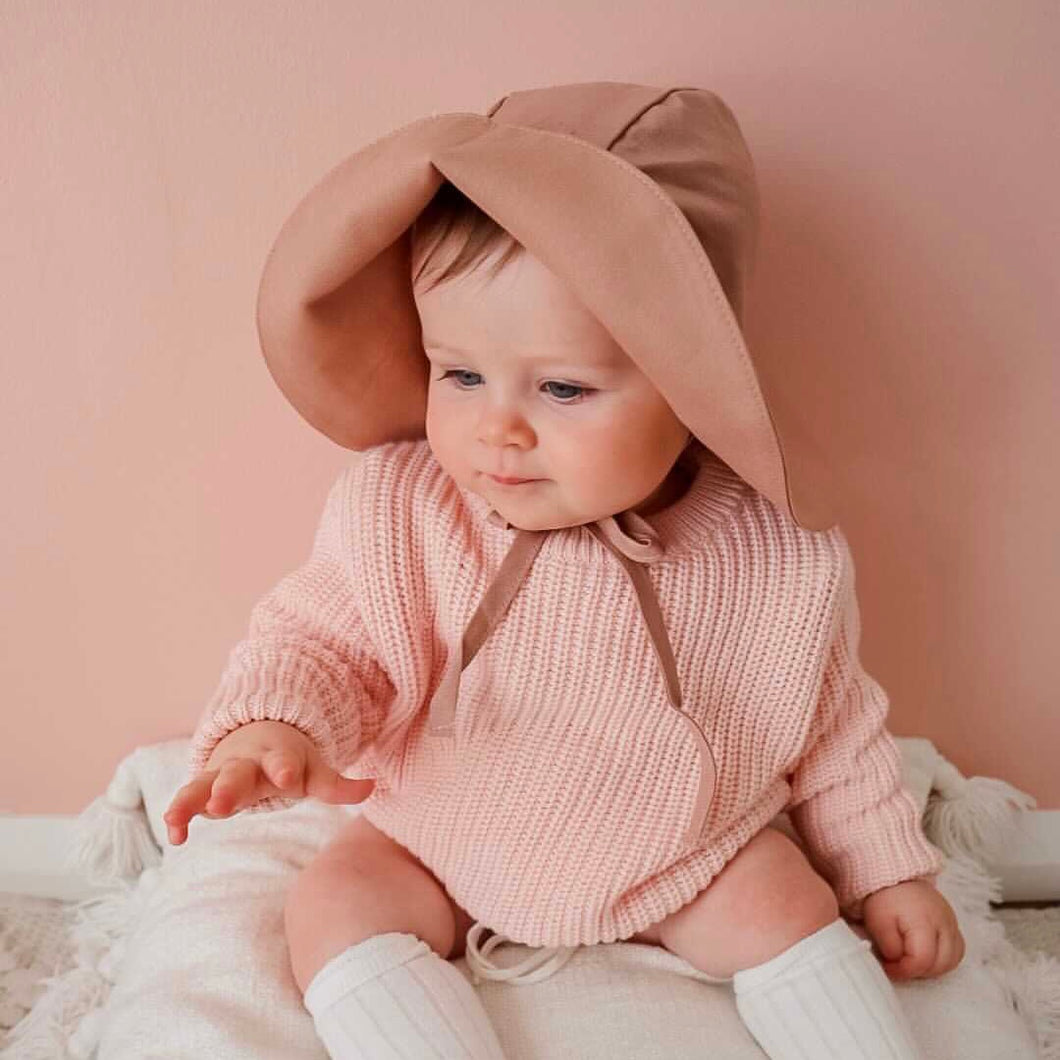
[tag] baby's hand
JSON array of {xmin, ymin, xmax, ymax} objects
[
  {"xmin": 162, "ymin": 719, "xmax": 375, "ymax": 846},
  {"xmin": 862, "ymin": 878, "xmax": 965, "ymax": 980}
]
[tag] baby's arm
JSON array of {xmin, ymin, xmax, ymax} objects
[
  {"xmin": 785, "ymin": 537, "xmax": 944, "ymax": 921},
  {"xmin": 186, "ymin": 463, "xmax": 394, "ymax": 812}
]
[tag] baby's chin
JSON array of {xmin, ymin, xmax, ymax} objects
[
  {"xmin": 484, "ymin": 490, "xmax": 615, "ymax": 533},
  {"xmin": 501, "ymin": 511, "xmax": 579, "ymax": 532},
  {"xmin": 480, "ymin": 496, "xmax": 565, "ymax": 533}
]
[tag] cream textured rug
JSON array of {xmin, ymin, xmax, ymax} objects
[
  {"xmin": 3, "ymin": 891, "xmax": 1058, "ymax": 1047},
  {"xmin": 996, "ymin": 906, "xmax": 1060, "ymax": 962},
  {"xmin": 0, "ymin": 894, "xmax": 77, "ymax": 1043}
]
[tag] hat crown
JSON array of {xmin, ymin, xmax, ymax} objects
[{"xmin": 485, "ymin": 82, "xmax": 760, "ymax": 322}]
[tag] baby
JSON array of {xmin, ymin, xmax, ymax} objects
[{"xmin": 164, "ymin": 83, "xmax": 964, "ymax": 1060}]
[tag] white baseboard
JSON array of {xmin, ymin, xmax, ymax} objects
[
  {"xmin": 2, "ymin": 810, "xmax": 1058, "ymax": 905},
  {"xmin": 0, "ymin": 814, "xmax": 112, "ymax": 901},
  {"xmin": 981, "ymin": 808, "xmax": 1060, "ymax": 903}
]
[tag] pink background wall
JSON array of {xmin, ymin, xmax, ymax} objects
[{"xmin": 3, "ymin": 2, "xmax": 1057, "ymax": 813}]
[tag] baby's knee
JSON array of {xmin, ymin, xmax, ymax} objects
[
  {"xmin": 284, "ymin": 849, "xmax": 457, "ymax": 994},
  {"xmin": 739, "ymin": 828, "xmax": 839, "ymax": 933},
  {"xmin": 659, "ymin": 827, "xmax": 839, "ymax": 977}
]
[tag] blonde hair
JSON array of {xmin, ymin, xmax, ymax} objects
[{"xmin": 410, "ymin": 181, "xmax": 523, "ymax": 294}]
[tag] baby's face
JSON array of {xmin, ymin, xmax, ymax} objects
[{"xmin": 414, "ymin": 247, "xmax": 690, "ymax": 531}]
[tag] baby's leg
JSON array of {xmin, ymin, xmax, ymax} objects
[
  {"xmin": 657, "ymin": 826, "xmax": 923, "ymax": 1059},
  {"xmin": 285, "ymin": 813, "xmax": 505, "ymax": 1059},
  {"xmin": 285, "ymin": 812, "xmax": 477, "ymax": 989},
  {"xmin": 654, "ymin": 825, "xmax": 839, "ymax": 977}
]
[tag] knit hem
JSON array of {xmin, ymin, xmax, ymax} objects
[{"xmin": 360, "ymin": 787, "xmax": 792, "ymax": 950}]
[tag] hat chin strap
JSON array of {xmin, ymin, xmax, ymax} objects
[{"xmin": 425, "ymin": 502, "xmax": 716, "ymax": 852}]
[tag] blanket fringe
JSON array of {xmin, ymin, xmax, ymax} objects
[
  {"xmin": 0, "ymin": 875, "xmax": 156, "ymax": 1059},
  {"xmin": 65, "ymin": 751, "xmax": 161, "ymax": 886},
  {"xmin": 924, "ymin": 753, "xmax": 1037, "ymax": 865}
]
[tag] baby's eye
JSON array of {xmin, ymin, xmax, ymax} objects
[
  {"xmin": 437, "ymin": 371, "xmax": 591, "ymax": 404},
  {"xmin": 542, "ymin": 381, "xmax": 587, "ymax": 402},
  {"xmin": 438, "ymin": 369, "xmax": 482, "ymax": 389}
]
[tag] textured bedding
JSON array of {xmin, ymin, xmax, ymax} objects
[{"xmin": 4, "ymin": 735, "xmax": 1057, "ymax": 1059}]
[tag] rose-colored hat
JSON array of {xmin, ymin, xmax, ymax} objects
[
  {"xmin": 254, "ymin": 82, "xmax": 841, "ymax": 863},
  {"xmin": 256, "ymin": 80, "xmax": 837, "ymax": 533}
]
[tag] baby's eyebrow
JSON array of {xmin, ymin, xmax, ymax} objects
[{"xmin": 423, "ymin": 341, "xmax": 622, "ymax": 368}]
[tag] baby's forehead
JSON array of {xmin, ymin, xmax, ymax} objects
[
  {"xmin": 415, "ymin": 250, "xmax": 630, "ymax": 369},
  {"xmin": 422, "ymin": 337, "xmax": 626, "ymax": 368}
]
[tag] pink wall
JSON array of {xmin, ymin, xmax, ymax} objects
[{"xmin": 3, "ymin": 2, "xmax": 1057, "ymax": 813}]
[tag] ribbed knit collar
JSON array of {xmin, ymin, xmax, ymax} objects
[{"xmin": 456, "ymin": 444, "xmax": 750, "ymax": 565}]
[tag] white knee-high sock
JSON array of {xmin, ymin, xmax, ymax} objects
[
  {"xmin": 303, "ymin": 931, "xmax": 508, "ymax": 1060},
  {"xmin": 732, "ymin": 918, "xmax": 922, "ymax": 1060}
]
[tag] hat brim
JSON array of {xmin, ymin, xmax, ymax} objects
[{"xmin": 256, "ymin": 112, "xmax": 836, "ymax": 530}]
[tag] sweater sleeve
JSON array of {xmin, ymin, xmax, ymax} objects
[
  {"xmin": 186, "ymin": 461, "xmax": 394, "ymax": 810},
  {"xmin": 785, "ymin": 537, "xmax": 944, "ymax": 920}
]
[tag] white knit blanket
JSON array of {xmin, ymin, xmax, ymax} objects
[{"xmin": 4, "ymin": 735, "xmax": 1059, "ymax": 1059}]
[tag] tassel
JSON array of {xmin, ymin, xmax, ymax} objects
[
  {"xmin": 65, "ymin": 751, "xmax": 162, "ymax": 885},
  {"xmin": 937, "ymin": 849, "xmax": 1004, "ymax": 916},
  {"xmin": 923, "ymin": 754, "xmax": 1037, "ymax": 865}
]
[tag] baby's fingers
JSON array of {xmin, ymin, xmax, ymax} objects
[
  {"xmin": 260, "ymin": 750, "xmax": 302, "ymax": 793},
  {"xmin": 883, "ymin": 923, "xmax": 938, "ymax": 980},
  {"xmin": 163, "ymin": 771, "xmax": 219, "ymax": 845},
  {"xmin": 204, "ymin": 758, "xmax": 261, "ymax": 816},
  {"xmin": 928, "ymin": 924, "xmax": 965, "ymax": 977}
]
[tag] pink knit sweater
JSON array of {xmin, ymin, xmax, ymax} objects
[{"xmin": 188, "ymin": 439, "xmax": 943, "ymax": 948}]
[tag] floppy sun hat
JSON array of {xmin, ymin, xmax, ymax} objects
[
  {"xmin": 253, "ymin": 79, "xmax": 841, "ymax": 871},
  {"xmin": 256, "ymin": 79, "xmax": 836, "ymax": 533}
]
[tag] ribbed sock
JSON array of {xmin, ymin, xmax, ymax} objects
[
  {"xmin": 732, "ymin": 918, "xmax": 922, "ymax": 1059},
  {"xmin": 303, "ymin": 931, "xmax": 508, "ymax": 1059}
]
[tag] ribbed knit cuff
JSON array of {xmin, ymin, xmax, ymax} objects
[
  {"xmin": 844, "ymin": 871, "xmax": 941, "ymax": 922},
  {"xmin": 834, "ymin": 807, "xmax": 944, "ymax": 920},
  {"xmin": 794, "ymin": 785, "xmax": 945, "ymax": 921},
  {"xmin": 187, "ymin": 692, "xmax": 355, "ymax": 776}
]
